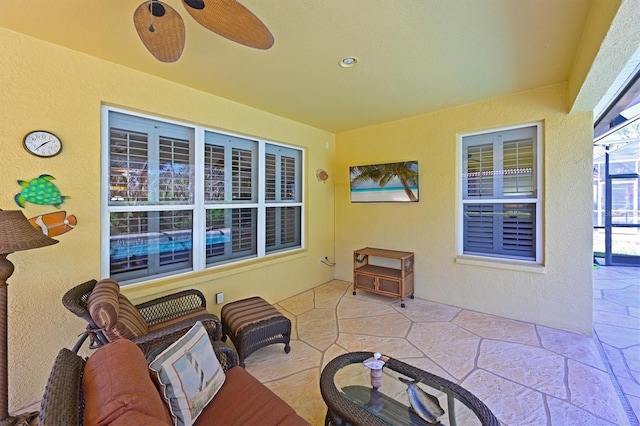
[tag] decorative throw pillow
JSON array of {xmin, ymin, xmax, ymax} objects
[
  {"xmin": 149, "ymin": 321, "xmax": 226, "ymax": 426},
  {"xmin": 87, "ymin": 278, "xmax": 149, "ymax": 341}
]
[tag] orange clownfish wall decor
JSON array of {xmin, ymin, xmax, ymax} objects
[{"xmin": 29, "ymin": 211, "xmax": 77, "ymax": 237}]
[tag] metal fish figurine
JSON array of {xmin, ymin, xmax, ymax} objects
[{"xmin": 398, "ymin": 377, "xmax": 445, "ymax": 424}]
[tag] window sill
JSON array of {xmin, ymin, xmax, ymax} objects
[{"xmin": 455, "ymin": 255, "xmax": 545, "ymax": 274}]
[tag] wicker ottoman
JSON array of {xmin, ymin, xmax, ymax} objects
[{"xmin": 221, "ymin": 297, "xmax": 291, "ymax": 367}]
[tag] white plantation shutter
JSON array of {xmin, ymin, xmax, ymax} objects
[
  {"xmin": 280, "ymin": 206, "xmax": 298, "ymax": 244},
  {"xmin": 502, "ymin": 139, "xmax": 534, "ymax": 197},
  {"xmin": 158, "ymin": 210, "xmax": 192, "ymax": 268},
  {"xmin": 266, "ymin": 153, "xmax": 276, "ymax": 201},
  {"xmin": 204, "ymin": 208, "xmax": 257, "ymax": 263},
  {"xmin": 266, "ymin": 207, "xmax": 301, "ymax": 252},
  {"xmin": 109, "ymin": 129, "xmax": 149, "ymax": 203},
  {"xmin": 205, "ymin": 133, "xmax": 257, "ymax": 203},
  {"xmin": 465, "ymin": 143, "xmax": 494, "ymax": 198},
  {"xmin": 281, "ymin": 155, "xmax": 296, "ymax": 200},
  {"xmin": 232, "ymin": 147, "xmax": 254, "ymax": 201},
  {"xmin": 463, "ymin": 204, "xmax": 495, "ymax": 253},
  {"xmin": 159, "ymin": 137, "xmax": 192, "ymax": 202},
  {"xmin": 204, "ymin": 144, "xmax": 225, "ymax": 202},
  {"xmin": 462, "ymin": 125, "xmax": 539, "ymax": 261},
  {"xmin": 232, "ymin": 208, "xmax": 256, "ymax": 252},
  {"xmin": 109, "ymin": 211, "xmax": 149, "ymax": 275},
  {"xmin": 501, "ymin": 204, "xmax": 535, "ymax": 257}
]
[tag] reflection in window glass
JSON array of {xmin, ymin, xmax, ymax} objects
[
  {"xmin": 110, "ymin": 210, "xmax": 193, "ymax": 282},
  {"xmin": 461, "ymin": 125, "xmax": 540, "ymax": 261},
  {"xmin": 106, "ymin": 111, "xmax": 303, "ymax": 284},
  {"xmin": 205, "ymin": 208, "xmax": 257, "ymax": 264}
]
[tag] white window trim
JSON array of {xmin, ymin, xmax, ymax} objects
[
  {"xmin": 456, "ymin": 122, "xmax": 543, "ymax": 266},
  {"xmin": 100, "ymin": 106, "xmax": 305, "ymax": 284}
]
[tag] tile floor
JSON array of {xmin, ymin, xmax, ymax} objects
[{"xmin": 241, "ymin": 266, "xmax": 639, "ymax": 426}]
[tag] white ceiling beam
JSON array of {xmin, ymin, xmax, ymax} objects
[{"xmin": 568, "ymin": 0, "xmax": 640, "ymax": 114}]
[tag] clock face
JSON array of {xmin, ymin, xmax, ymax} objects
[{"xmin": 23, "ymin": 131, "xmax": 62, "ymax": 158}]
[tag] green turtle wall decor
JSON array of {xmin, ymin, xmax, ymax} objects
[{"xmin": 15, "ymin": 174, "xmax": 70, "ymax": 209}]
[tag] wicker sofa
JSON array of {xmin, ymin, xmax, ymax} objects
[{"xmin": 39, "ymin": 337, "xmax": 309, "ymax": 425}]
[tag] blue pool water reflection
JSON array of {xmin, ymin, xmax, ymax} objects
[{"xmin": 110, "ymin": 229, "xmax": 230, "ymax": 260}]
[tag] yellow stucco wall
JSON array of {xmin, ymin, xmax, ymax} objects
[
  {"xmin": 1, "ymin": 28, "xmax": 335, "ymax": 410},
  {"xmin": 0, "ymin": 24, "xmax": 598, "ymax": 411},
  {"xmin": 335, "ymin": 83, "xmax": 594, "ymax": 336}
]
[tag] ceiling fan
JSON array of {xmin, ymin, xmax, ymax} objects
[{"xmin": 133, "ymin": 0, "xmax": 274, "ymax": 63}]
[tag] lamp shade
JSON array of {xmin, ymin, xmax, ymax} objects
[{"xmin": 0, "ymin": 210, "xmax": 58, "ymax": 255}]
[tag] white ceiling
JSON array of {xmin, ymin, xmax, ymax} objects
[{"xmin": 0, "ymin": 0, "xmax": 598, "ymax": 132}]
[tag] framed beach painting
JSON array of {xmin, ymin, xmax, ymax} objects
[{"xmin": 350, "ymin": 161, "xmax": 419, "ymax": 203}]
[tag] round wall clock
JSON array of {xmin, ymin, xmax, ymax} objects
[{"xmin": 23, "ymin": 130, "xmax": 63, "ymax": 158}]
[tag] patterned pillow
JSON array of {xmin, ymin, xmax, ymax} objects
[
  {"xmin": 149, "ymin": 321, "xmax": 226, "ymax": 426},
  {"xmin": 87, "ymin": 278, "xmax": 148, "ymax": 341}
]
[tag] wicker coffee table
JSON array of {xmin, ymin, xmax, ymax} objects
[{"xmin": 320, "ymin": 352, "xmax": 499, "ymax": 426}]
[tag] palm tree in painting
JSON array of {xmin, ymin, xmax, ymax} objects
[{"xmin": 350, "ymin": 162, "xmax": 418, "ymax": 201}]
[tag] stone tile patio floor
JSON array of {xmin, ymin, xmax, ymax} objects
[{"xmin": 241, "ymin": 266, "xmax": 639, "ymax": 425}]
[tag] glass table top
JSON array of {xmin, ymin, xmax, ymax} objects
[{"xmin": 333, "ymin": 362, "xmax": 483, "ymax": 426}]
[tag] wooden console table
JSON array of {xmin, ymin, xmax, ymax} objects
[{"xmin": 353, "ymin": 247, "xmax": 414, "ymax": 307}]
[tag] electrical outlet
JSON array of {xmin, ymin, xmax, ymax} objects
[{"xmin": 216, "ymin": 292, "xmax": 224, "ymax": 304}]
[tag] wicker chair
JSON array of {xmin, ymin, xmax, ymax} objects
[{"xmin": 62, "ymin": 279, "xmax": 222, "ymax": 356}]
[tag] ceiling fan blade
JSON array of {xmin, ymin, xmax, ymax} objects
[
  {"xmin": 134, "ymin": 1, "xmax": 186, "ymax": 63},
  {"xmin": 182, "ymin": 0, "xmax": 274, "ymax": 50}
]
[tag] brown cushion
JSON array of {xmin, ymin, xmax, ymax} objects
[
  {"xmin": 108, "ymin": 294, "xmax": 148, "ymax": 339},
  {"xmin": 221, "ymin": 297, "xmax": 283, "ymax": 336},
  {"xmin": 109, "ymin": 410, "xmax": 170, "ymax": 425},
  {"xmin": 87, "ymin": 278, "xmax": 148, "ymax": 341},
  {"xmin": 83, "ymin": 339, "xmax": 172, "ymax": 426},
  {"xmin": 195, "ymin": 366, "xmax": 309, "ymax": 426},
  {"xmin": 87, "ymin": 278, "xmax": 120, "ymax": 329}
]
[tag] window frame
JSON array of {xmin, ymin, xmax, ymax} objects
[
  {"xmin": 457, "ymin": 122, "xmax": 543, "ymax": 265},
  {"xmin": 101, "ymin": 106, "xmax": 305, "ymax": 285}
]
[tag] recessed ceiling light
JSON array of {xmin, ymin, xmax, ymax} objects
[{"xmin": 340, "ymin": 56, "xmax": 359, "ymax": 68}]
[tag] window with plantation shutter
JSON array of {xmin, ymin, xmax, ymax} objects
[
  {"xmin": 203, "ymin": 133, "xmax": 258, "ymax": 266},
  {"xmin": 265, "ymin": 144, "xmax": 301, "ymax": 253},
  {"xmin": 461, "ymin": 124, "xmax": 541, "ymax": 262},
  {"xmin": 104, "ymin": 109, "xmax": 304, "ymax": 284},
  {"xmin": 107, "ymin": 112, "xmax": 194, "ymax": 283}
]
